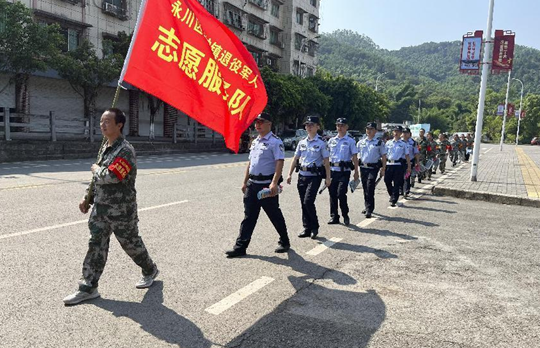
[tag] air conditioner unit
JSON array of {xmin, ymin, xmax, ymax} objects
[
  {"xmin": 266, "ymin": 58, "xmax": 273, "ymax": 65},
  {"xmin": 280, "ymin": 42, "xmax": 285, "ymax": 49}
]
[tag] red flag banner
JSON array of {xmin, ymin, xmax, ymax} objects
[
  {"xmin": 120, "ymin": 0, "xmax": 267, "ymax": 152},
  {"xmin": 492, "ymin": 30, "xmax": 515, "ymax": 73}
]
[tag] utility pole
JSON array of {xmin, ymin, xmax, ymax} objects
[
  {"xmin": 471, "ymin": 0, "xmax": 495, "ymax": 182},
  {"xmin": 499, "ymin": 70, "xmax": 512, "ymax": 151},
  {"xmin": 513, "ymin": 78, "xmax": 524, "ymax": 145},
  {"xmin": 375, "ymin": 72, "xmax": 387, "ymax": 92},
  {"xmin": 418, "ymin": 99, "xmax": 421, "ymax": 124}
]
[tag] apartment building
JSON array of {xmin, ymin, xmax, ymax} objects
[{"xmin": 0, "ymin": 0, "xmax": 320, "ymax": 139}]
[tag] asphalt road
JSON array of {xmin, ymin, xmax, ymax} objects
[{"xmin": 0, "ymin": 148, "xmax": 538, "ymax": 348}]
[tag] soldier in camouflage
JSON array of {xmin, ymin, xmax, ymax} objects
[
  {"xmin": 416, "ymin": 128, "xmax": 428, "ymax": 183},
  {"xmin": 63, "ymin": 108, "xmax": 159, "ymax": 306},
  {"xmin": 436, "ymin": 133, "xmax": 451, "ymax": 174},
  {"xmin": 425, "ymin": 132, "xmax": 438, "ymax": 179}
]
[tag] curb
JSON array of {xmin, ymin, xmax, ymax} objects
[{"xmin": 432, "ymin": 186, "xmax": 540, "ymax": 208}]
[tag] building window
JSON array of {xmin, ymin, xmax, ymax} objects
[
  {"xmin": 307, "ymin": 66, "xmax": 315, "ymax": 77},
  {"xmin": 271, "ymin": 2, "xmax": 280, "ymax": 18},
  {"xmin": 224, "ymin": 5, "xmax": 244, "ymax": 30},
  {"xmin": 58, "ymin": 27, "xmax": 80, "ymax": 52},
  {"xmin": 307, "ymin": 40, "xmax": 318, "ymax": 57},
  {"xmin": 102, "ymin": 0, "xmax": 128, "ymax": 20},
  {"xmin": 308, "ymin": 15, "xmax": 318, "ymax": 32},
  {"xmin": 296, "ymin": 9, "xmax": 304, "ymax": 25},
  {"xmin": 247, "ymin": 19, "xmax": 266, "ymax": 39},
  {"xmin": 198, "ymin": 0, "xmax": 218, "ymax": 17},
  {"xmin": 294, "ymin": 33, "xmax": 305, "ymax": 51},
  {"xmin": 293, "ymin": 60, "xmax": 300, "ymax": 76},
  {"xmin": 250, "ymin": 50, "xmax": 263, "ymax": 67},
  {"xmin": 248, "ymin": 0, "xmax": 269, "ymax": 10},
  {"xmin": 310, "ymin": 0, "xmax": 317, "ymax": 7},
  {"xmin": 266, "ymin": 56, "xmax": 279, "ymax": 71}
]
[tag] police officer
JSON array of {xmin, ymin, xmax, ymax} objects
[
  {"xmin": 327, "ymin": 118, "xmax": 359, "ymax": 226},
  {"xmin": 64, "ymin": 108, "xmax": 158, "ymax": 305},
  {"xmin": 402, "ymin": 127, "xmax": 419, "ymax": 198},
  {"xmin": 287, "ymin": 116, "xmax": 331, "ymax": 239},
  {"xmin": 226, "ymin": 113, "xmax": 290, "ymax": 258},
  {"xmin": 385, "ymin": 126, "xmax": 411, "ymax": 207},
  {"xmin": 357, "ymin": 122, "xmax": 387, "ymax": 218}
]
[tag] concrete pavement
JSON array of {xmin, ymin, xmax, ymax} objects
[{"xmin": 0, "ymin": 150, "xmax": 538, "ymax": 347}]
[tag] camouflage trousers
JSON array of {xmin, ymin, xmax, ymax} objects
[
  {"xmin": 79, "ymin": 211, "xmax": 155, "ymax": 293},
  {"xmin": 438, "ymin": 155, "xmax": 447, "ymax": 173}
]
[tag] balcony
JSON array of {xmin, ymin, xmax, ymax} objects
[
  {"xmin": 102, "ymin": 1, "xmax": 128, "ymax": 21},
  {"xmin": 223, "ymin": 3, "xmax": 247, "ymax": 31},
  {"xmin": 198, "ymin": 0, "xmax": 219, "ymax": 18},
  {"xmin": 248, "ymin": 0, "xmax": 269, "ymax": 10}
]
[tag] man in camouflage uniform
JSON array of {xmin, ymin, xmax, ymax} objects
[
  {"xmin": 436, "ymin": 133, "xmax": 451, "ymax": 174},
  {"xmin": 425, "ymin": 132, "xmax": 438, "ymax": 179},
  {"xmin": 459, "ymin": 134, "xmax": 467, "ymax": 162},
  {"xmin": 450, "ymin": 134, "xmax": 460, "ymax": 166},
  {"xmin": 416, "ymin": 128, "xmax": 428, "ymax": 183},
  {"xmin": 64, "ymin": 108, "xmax": 158, "ymax": 305},
  {"xmin": 465, "ymin": 133, "xmax": 474, "ymax": 161}
]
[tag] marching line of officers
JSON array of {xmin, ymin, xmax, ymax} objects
[
  {"xmin": 64, "ymin": 108, "xmax": 474, "ymax": 305},
  {"xmin": 226, "ymin": 115, "xmax": 459, "ymax": 259}
]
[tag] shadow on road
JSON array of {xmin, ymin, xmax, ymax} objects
[
  {"xmin": 347, "ymin": 224, "xmax": 418, "ymax": 241},
  {"xmin": 401, "ymin": 205, "xmax": 457, "ymax": 214},
  {"xmin": 226, "ymin": 275, "xmax": 386, "ymax": 348},
  {"xmin": 92, "ymin": 281, "xmax": 212, "ymax": 348},
  {"xmin": 376, "ymin": 214, "xmax": 439, "ymax": 227}
]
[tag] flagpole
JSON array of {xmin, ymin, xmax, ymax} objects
[{"xmin": 119, "ymin": 0, "xmax": 150, "ymax": 85}]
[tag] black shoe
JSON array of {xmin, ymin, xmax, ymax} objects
[
  {"xmin": 310, "ymin": 229, "xmax": 319, "ymax": 239},
  {"xmin": 361, "ymin": 209, "xmax": 366, "ymax": 214},
  {"xmin": 365, "ymin": 212, "xmax": 372, "ymax": 218},
  {"xmin": 343, "ymin": 216, "xmax": 350, "ymax": 226},
  {"xmin": 275, "ymin": 244, "xmax": 290, "ymax": 253},
  {"xmin": 327, "ymin": 218, "xmax": 340, "ymax": 225},
  {"xmin": 418, "ymin": 178, "xmax": 422, "ymax": 183},
  {"xmin": 225, "ymin": 249, "xmax": 246, "ymax": 258},
  {"xmin": 298, "ymin": 230, "xmax": 311, "ymax": 238},
  {"xmin": 411, "ymin": 182, "xmax": 415, "ymax": 188},
  {"xmin": 388, "ymin": 198, "xmax": 392, "ymax": 203}
]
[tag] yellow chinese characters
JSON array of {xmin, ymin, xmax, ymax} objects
[
  {"xmin": 151, "ymin": 26, "xmax": 180, "ymax": 63},
  {"xmin": 180, "ymin": 42, "xmax": 206, "ymax": 80}
]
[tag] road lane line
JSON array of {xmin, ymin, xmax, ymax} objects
[
  {"xmin": 306, "ymin": 237, "xmax": 343, "ymax": 256},
  {"xmin": 0, "ymin": 200, "xmax": 189, "ymax": 240},
  {"xmin": 205, "ymin": 276, "xmax": 275, "ymax": 315},
  {"xmin": 357, "ymin": 218, "xmax": 378, "ymax": 228}
]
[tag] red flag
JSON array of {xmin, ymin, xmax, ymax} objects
[{"xmin": 120, "ymin": 0, "xmax": 267, "ymax": 152}]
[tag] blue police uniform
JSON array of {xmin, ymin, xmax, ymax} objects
[
  {"xmin": 294, "ymin": 133, "xmax": 329, "ymax": 237},
  {"xmin": 384, "ymin": 137, "xmax": 410, "ymax": 205},
  {"xmin": 403, "ymin": 137, "xmax": 419, "ymax": 195},
  {"xmin": 327, "ymin": 133, "xmax": 358, "ymax": 223},
  {"xmin": 232, "ymin": 130, "xmax": 290, "ymax": 254},
  {"xmin": 357, "ymin": 136, "xmax": 387, "ymax": 215}
]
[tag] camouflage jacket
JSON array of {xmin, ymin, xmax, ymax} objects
[
  {"xmin": 437, "ymin": 140, "xmax": 451, "ymax": 156},
  {"xmin": 86, "ymin": 137, "xmax": 138, "ymax": 219},
  {"xmin": 417, "ymin": 137, "xmax": 429, "ymax": 157}
]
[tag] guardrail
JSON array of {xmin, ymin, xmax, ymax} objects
[{"xmin": 0, "ymin": 108, "xmax": 101, "ymax": 142}]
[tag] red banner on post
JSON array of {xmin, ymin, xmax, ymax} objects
[
  {"xmin": 120, "ymin": 0, "xmax": 267, "ymax": 152},
  {"xmin": 492, "ymin": 30, "xmax": 515, "ymax": 74},
  {"xmin": 507, "ymin": 104, "xmax": 515, "ymax": 118}
]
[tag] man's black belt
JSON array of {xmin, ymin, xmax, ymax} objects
[
  {"xmin": 249, "ymin": 174, "xmax": 274, "ymax": 181},
  {"xmin": 387, "ymin": 159, "xmax": 406, "ymax": 164},
  {"xmin": 330, "ymin": 161, "xmax": 354, "ymax": 171}
]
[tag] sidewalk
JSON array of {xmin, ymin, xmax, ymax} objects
[{"xmin": 432, "ymin": 144, "xmax": 540, "ymax": 207}]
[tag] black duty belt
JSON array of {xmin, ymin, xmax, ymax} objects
[
  {"xmin": 360, "ymin": 163, "xmax": 378, "ymax": 168},
  {"xmin": 249, "ymin": 174, "xmax": 274, "ymax": 181},
  {"xmin": 387, "ymin": 159, "xmax": 406, "ymax": 164}
]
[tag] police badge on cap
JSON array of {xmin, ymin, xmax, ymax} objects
[
  {"xmin": 393, "ymin": 125, "xmax": 404, "ymax": 132},
  {"xmin": 304, "ymin": 116, "xmax": 320, "ymax": 124},
  {"xmin": 336, "ymin": 118, "xmax": 348, "ymax": 125},
  {"xmin": 366, "ymin": 122, "xmax": 377, "ymax": 129}
]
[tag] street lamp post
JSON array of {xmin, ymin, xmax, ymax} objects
[
  {"xmin": 471, "ymin": 0, "xmax": 495, "ymax": 182},
  {"xmin": 375, "ymin": 72, "xmax": 387, "ymax": 92},
  {"xmin": 499, "ymin": 70, "xmax": 512, "ymax": 151},
  {"xmin": 513, "ymin": 78, "xmax": 524, "ymax": 146}
]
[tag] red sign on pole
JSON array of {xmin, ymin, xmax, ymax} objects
[
  {"xmin": 492, "ymin": 30, "xmax": 515, "ymax": 74},
  {"xmin": 521, "ymin": 110, "xmax": 526, "ymax": 119},
  {"xmin": 507, "ymin": 104, "xmax": 515, "ymax": 118},
  {"xmin": 120, "ymin": 0, "xmax": 268, "ymax": 152}
]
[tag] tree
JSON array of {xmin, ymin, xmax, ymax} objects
[
  {"xmin": 53, "ymin": 40, "xmax": 123, "ymax": 126},
  {"xmin": 0, "ymin": 0, "xmax": 62, "ymax": 112}
]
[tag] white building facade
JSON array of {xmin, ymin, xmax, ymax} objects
[{"xmin": 0, "ymin": 0, "xmax": 320, "ymax": 139}]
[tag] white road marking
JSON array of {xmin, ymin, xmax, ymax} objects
[
  {"xmin": 484, "ymin": 148, "xmax": 493, "ymax": 154},
  {"xmin": 205, "ymin": 276, "xmax": 275, "ymax": 315},
  {"xmin": 306, "ymin": 237, "xmax": 343, "ymax": 256},
  {"xmin": 357, "ymin": 218, "xmax": 378, "ymax": 228},
  {"xmin": 0, "ymin": 200, "xmax": 189, "ymax": 240}
]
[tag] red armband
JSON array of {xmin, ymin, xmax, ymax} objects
[{"xmin": 108, "ymin": 157, "xmax": 132, "ymax": 181}]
